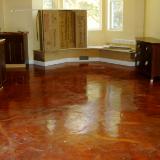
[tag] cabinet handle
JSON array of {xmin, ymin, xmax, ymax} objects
[
  {"xmin": 136, "ymin": 61, "xmax": 140, "ymax": 66},
  {"xmin": 146, "ymin": 47, "xmax": 149, "ymax": 51},
  {"xmin": 137, "ymin": 44, "xmax": 140, "ymax": 48},
  {"xmin": 145, "ymin": 61, "xmax": 149, "ymax": 66},
  {"xmin": 136, "ymin": 51, "xmax": 141, "ymax": 54}
]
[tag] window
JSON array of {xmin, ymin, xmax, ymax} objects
[
  {"xmin": 63, "ymin": 0, "xmax": 102, "ymax": 31},
  {"xmin": 43, "ymin": 0, "xmax": 53, "ymax": 9},
  {"xmin": 108, "ymin": 0, "xmax": 123, "ymax": 31}
]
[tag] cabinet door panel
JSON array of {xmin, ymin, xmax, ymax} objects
[
  {"xmin": 0, "ymin": 40, "xmax": 6, "ymax": 87},
  {"xmin": 0, "ymin": 33, "xmax": 28, "ymax": 64},
  {"xmin": 136, "ymin": 38, "xmax": 160, "ymax": 79},
  {"xmin": 135, "ymin": 42, "xmax": 152, "ymax": 77}
]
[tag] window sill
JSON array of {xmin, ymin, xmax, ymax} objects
[{"xmin": 107, "ymin": 29, "xmax": 123, "ymax": 32}]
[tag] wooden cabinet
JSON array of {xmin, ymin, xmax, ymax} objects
[
  {"xmin": 38, "ymin": 10, "xmax": 87, "ymax": 52},
  {"xmin": 0, "ymin": 39, "xmax": 6, "ymax": 88},
  {"xmin": 135, "ymin": 37, "xmax": 160, "ymax": 82},
  {"xmin": 0, "ymin": 32, "xmax": 28, "ymax": 65}
]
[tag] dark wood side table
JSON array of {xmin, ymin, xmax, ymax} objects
[
  {"xmin": 0, "ymin": 39, "xmax": 6, "ymax": 88},
  {"xmin": 0, "ymin": 32, "xmax": 28, "ymax": 67},
  {"xmin": 135, "ymin": 37, "xmax": 160, "ymax": 83}
]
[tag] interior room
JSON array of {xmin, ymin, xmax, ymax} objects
[{"xmin": 0, "ymin": 0, "xmax": 160, "ymax": 159}]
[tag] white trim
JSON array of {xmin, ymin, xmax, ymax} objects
[
  {"xmin": 34, "ymin": 60, "xmax": 45, "ymax": 66},
  {"xmin": 97, "ymin": 58, "xmax": 135, "ymax": 67},
  {"xmin": 28, "ymin": 60, "xmax": 34, "ymax": 64},
  {"xmin": 34, "ymin": 57, "xmax": 135, "ymax": 67}
]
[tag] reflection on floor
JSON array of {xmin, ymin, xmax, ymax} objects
[{"xmin": 0, "ymin": 63, "xmax": 160, "ymax": 159}]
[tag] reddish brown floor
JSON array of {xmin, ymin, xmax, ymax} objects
[{"xmin": 0, "ymin": 63, "xmax": 160, "ymax": 160}]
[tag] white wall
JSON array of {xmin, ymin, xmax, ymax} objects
[
  {"xmin": 145, "ymin": 0, "xmax": 160, "ymax": 39},
  {"xmin": 0, "ymin": 0, "xmax": 5, "ymax": 31},
  {"xmin": 88, "ymin": 0, "xmax": 145, "ymax": 46},
  {"xmin": 2, "ymin": 0, "xmax": 44, "ymax": 61},
  {"xmin": 32, "ymin": 0, "xmax": 43, "ymax": 50},
  {"xmin": 55, "ymin": 0, "xmax": 145, "ymax": 46},
  {"xmin": 3, "ymin": 0, "xmax": 33, "ymax": 61}
]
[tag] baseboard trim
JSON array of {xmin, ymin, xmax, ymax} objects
[
  {"xmin": 28, "ymin": 60, "xmax": 34, "ymax": 64},
  {"xmin": 97, "ymin": 58, "xmax": 135, "ymax": 67},
  {"xmin": 34, "ymin": 60, "xmax": 45, "ymax": 66},
  {"xmin": 34, "ymin": 58, "xmax": 135, "ymax": 67}
]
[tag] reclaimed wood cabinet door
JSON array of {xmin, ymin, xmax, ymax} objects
[{"xmin": 0, "ymin": 39, "xmax": 6, "ymax": 88}]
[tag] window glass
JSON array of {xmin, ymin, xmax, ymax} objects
[
  {"xmin": 43, "ymin": 0, "xmax": 53, "ymax": 9},
  {"xmin": 108, "ymin": 0, "xmax": 123, "ymax": 31},
  {"xmin": 63, "ymin": 0, "xmax": 102, "ymax": 31}
]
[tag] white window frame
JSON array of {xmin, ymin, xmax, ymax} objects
[
  {"xmin": 62, "ymin": 0, "xmax": 102, "ymax": 31},
  {"xmin": 108, "ymin": 0, "xmax": 124, "ymax": 31}
]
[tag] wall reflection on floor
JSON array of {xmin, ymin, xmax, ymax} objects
[{"xmin": 105, "ymin": 85, "xmax": 122, "ymax": 138}]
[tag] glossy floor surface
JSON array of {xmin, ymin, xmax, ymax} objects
[{"xmin": 0, "ymin": 63, "xmax": 160, "ymax": 160}]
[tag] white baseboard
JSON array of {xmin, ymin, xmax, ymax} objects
[
  {"xmin": 34, "ymin": 57, "xmax": 135, "ymax": 67},
  {"xmin": 28, "ymin": 60, "xmax": 34, "ymax": 64},
  {"xmin": 97, "ymin": 58, "xmax": 135, "ymax": 66},
  {"xmin": 34, "ymin": 60, "xmax": 45, "ymax": 66}
]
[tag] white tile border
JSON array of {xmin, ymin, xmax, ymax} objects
[{"xmin": 33, "ymin": 57, "xmax": 135, "ymax": 67}]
